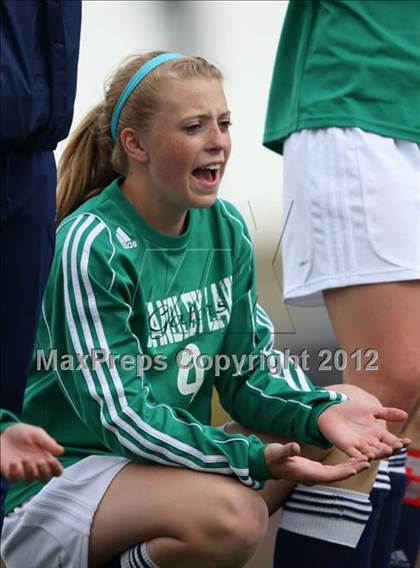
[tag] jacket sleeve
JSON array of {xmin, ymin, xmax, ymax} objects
[
  {"xmin": 215, "ymin": 200, "xmax": 347, "ymax": 448},
  {"xmin": 0, "ymin": 409, "xmax": 20, "ymax": 433},
  {"xmin": 53, "ymin": 214, "xmax": 272, "ymax": 487},
  {"xmin": 0, "ymin": 0, "xmax": 81, "ymax": 149}
]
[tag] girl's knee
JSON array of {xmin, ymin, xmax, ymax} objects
[
  {"xmin": 330, "ymin": 357, "xmax": 420, "ymax": 410},
  {"xmin": 381, "ymin": 358, "xmax": 420, "ymax": 398},
  {"xmin": 188, "ymin": 482, "xmax": 268, "ymax": 564}
]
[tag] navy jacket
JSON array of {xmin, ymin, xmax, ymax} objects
[{"xmin": 0, "ymin": 0, "xmax": 81, "ymax": 150}]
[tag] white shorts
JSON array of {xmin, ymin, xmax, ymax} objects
[
  {"xmin": 1, "ymin": 455, "xmax": 129, "ymax": 568},
  {"xmin": 282, "ymin": 127, "xmax": 420, "ymax": 307}
]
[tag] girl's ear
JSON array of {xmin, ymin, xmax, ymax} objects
[{"xmin": 120, "ymin": 127, "xmax": 149, "ymax": 163}]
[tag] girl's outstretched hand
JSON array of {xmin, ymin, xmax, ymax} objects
[
  {"xmin": 317, "ymin": 398, "xmax": 411, "ymax": 460},
  {"xmin": 0, "ymin": 423, "xmax": 64, "ymax": 482},
  {"xmin": 264, "ymin": 442, "xmax": 370, "ymax": 483}
]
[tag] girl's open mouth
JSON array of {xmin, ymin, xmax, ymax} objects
[{"xmin": 192, "ymin": 165, "xmax": 220, "ymax": 186}]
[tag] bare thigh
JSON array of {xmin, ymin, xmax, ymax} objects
[
  {"xmin": 402, "ymin": 396, "xmax": 420, "ymax": 444},
  {"xmin": 324, "ymin": 281, "xmax": 420, "ymax": 427},
  {"xmin": 89, "ymin": 463, "xmax": 268, "ymax": 567}
]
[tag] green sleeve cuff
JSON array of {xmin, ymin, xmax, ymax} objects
[
  {"xmin": 0, "ymin": 409, "xmax": 20, "ymax": 433},
  {"xmin": 307, "ymin": 399, "xmax": 344, "ymax": 448},
  {"xmin": 247, "ymin": 436, "xmax": 272, "ymax": 482}
]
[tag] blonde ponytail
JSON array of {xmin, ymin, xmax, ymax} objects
[{"xmin": 56, "ymin": 103, "xmax": 116, "ymax": 224}]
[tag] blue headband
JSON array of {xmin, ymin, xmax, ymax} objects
[{"xmin": 110, "ymin": 52, "xmax": 183, "ymax": 141}]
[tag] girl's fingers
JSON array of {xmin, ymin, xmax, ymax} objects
[
  {"xmin": 375, "ymin": 407, "xmax": 408, "ymax": 422},
  {"xmin": 378, "ymin": 430, "xmax": 400, "ymax": 446},
  {"xmin": 21, "ymin": 459, "xmax": 38, "ymax": 482},
  {"xmin": 368, "ymin": 441, "xmax": 393, "ymax": 459},
  {"xmin": 279, "ymin": 442, "xmax": 301, "ymax": 458},
  {"xmin": 329, "ymin": 458, "xmax": 369, "ymax": 478},
  {"xmin": 309, "ymin": 459, "xmax": 368, "ymax": 484},
  {"xmin": 265, "ymin": 442, "xmax": 301, "ymax": 467},
  {"xmin": 377, "ymin": 443, "xmax": 394, "ymax": 458},
  {"xmin": 379, "ymin": 431, "xmax": 411, "ymax": 453},
  {"xmin": 32, "ymin": 428, "xmax": 64, "ymax": 456},
  {"xmin": 358, "ymin": 442, "xmax": 380, "ymax": 460},
  {"xmin": 35, "ymin": 460, "xmax": 53, "ymax": 482},
  {"xmin": 7, "ymin": 462, "xmax": 23, "ymax": 483},
  {"xmin": 271, "ymin": 454, "xmax": 370, "ymax": 484},
  {"xmin": 7, "ymin": 456, "xmax": 63, "ymax": 483},
  {"xmin": 46, "ymin": 457, "xmax": 63, "ymax": 477},
  {"xmin": 343, "ymin": 446, "xmax": 364, "ymax": 459}
]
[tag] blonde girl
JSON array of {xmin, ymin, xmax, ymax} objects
[{"xmin": 1, "ymin": 52, "xmax": 409, "ymax": 568}]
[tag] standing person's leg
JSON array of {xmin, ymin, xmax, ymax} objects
[
  {"xmin": 390, "ymin": 398, "xmax": 420, "ymax": 568},
  {"xmin": 324, "ymin": 282, "xmax": 420, "ymax": 567},
  {"xmin": 280, "ymin": 127, "xmax": 420, "ymax": 424},
  {"xmin": 0, "ymin": 150, "xmax": 57, "ymax": 530},
  {"xmin": 276, "ymin": 126, "xmax": 420, "ymax": 567},
  {"xmin": 280, "ymin": 128, "xmax": 420, "ymax": 426},
  {"xmin": 324, "ymin": 281, "xmax": 420, "ymax": 429}
]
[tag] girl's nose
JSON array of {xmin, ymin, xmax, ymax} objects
[{"xmin": 206, "ymin": 125, "xmax": 228, "ymax": 153}]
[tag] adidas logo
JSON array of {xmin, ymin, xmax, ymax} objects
[
  {"xmin": 390, "ymin": 550, "xmax": 410, "ymax": 567},
  {"xmin": 116, "ymin": 227, "xmax": 138, "ymax": 250}
]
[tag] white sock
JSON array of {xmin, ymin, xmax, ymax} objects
[{"xmin": 279, "ymin": 484, "xmax": 372, "ymax": 547}]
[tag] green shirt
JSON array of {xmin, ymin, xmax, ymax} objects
[
  {"xmin": 5, "ymin": 178, "xmax": 345, "ymax": 513},
  {"xmin": 264, "ymin": 0, "xmax": 420, "ymax": 154},
  {"xmin": 0, "ymin": 409, "xmax": 20, "ymax": 433}
]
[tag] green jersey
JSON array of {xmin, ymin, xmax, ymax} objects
[
  {"xmin": 0, "ymin": 409, "xmax": 19, "ymax": 433},
  {"xmin": 5, "ymin": 178, "xmax": 345, "ymax": 513},
  {"xmin": 264, "ymin": 0, "xmax": 420, "ymax": 154}
]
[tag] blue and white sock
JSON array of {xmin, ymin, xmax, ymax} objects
[
  {"xmin": 107, "ymin": 543, "xmax": 160, "ymax": 568},
  {"xmin": 273, "ymin": 484, "xmax": 372, "ymax": 567},
  {"xmin": 346, "ymin": 460, "xmax": 391, "ymax": 568},
  {"xmin": 390, "ymin": 448, "xmax": 420, "ymax": 568},
  {"xmin": 388, "ymin": 448, "xmax": 409, "ymax": 476},
  {"xmin": 373, "ymin": 458, "xmax": 392, "ymax": 493},
  {"xmin": 371, "ymin": 448, "xmax": 408, "ymax": 568}
]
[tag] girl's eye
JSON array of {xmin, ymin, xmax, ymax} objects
[
  {"xmin": 219, "ymin": 120, "xmax": 232, "ymax": 131},
  {"xmin": 184, "ymin": 123, "xmax": 202, "ymax": 133}
]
